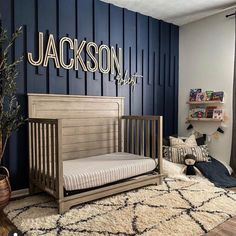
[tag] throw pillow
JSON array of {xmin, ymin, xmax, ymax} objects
[
  {"xmin": 163, "ymin": 135, "xmax": 206, "ymax": 146},
  {"xmin": 169, "ymin": 134, "xmax": 198, "ymax": 147},
  {"xmin": 163, "ymin": 145, "xmax": 210, "ymax": 164}
]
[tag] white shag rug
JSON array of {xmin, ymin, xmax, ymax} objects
[{"xmin": 4, "ymin": 178, "xmax": 236, "ymax": 236}]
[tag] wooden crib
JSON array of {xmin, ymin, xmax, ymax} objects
[{"xmin": 28, "ymin": 94, "xmax": 163, "ymax": 213}]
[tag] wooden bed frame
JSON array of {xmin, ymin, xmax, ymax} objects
[{"xmin": 28, "ymin": 93, "xmax": 163, "ymax": 213}]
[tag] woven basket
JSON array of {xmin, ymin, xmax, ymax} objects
[{"xmin": 0, "ymin": 166, "xmax": 11, "ymax": 209}]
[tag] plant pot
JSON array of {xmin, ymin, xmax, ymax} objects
[{"xmin": 0, "ymin": 166, "xmax": 11, "ymax": 209}]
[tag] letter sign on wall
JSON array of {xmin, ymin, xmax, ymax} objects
[{"xmin": 27, "ymin": 32, "xmax": 142, "ymax": 90}]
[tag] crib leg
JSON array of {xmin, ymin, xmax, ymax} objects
[
  {"xmin": 29, "ymin": 182, "xmax": 41, "ymax": 195},
  {"xmin": 155, "ymin": 176, "xmax": 163, "ymax": 185},
  {"xmin": 160, "ymin": 177, "xmax": 163, "ymax": 185},
  {"xmin": 58, "ymin": 202, "xmax": 70, "ymax": 214}
]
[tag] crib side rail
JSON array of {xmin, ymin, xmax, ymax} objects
[
  {"xmin": 28, "ymin": 118, "xmax": 63, "ymax": 199},
  {"xmin": 121, "ymin": 116, "xmax": 163, "ymax": 174}
]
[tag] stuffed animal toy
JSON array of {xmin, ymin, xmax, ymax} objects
[{"xmin": 183, "ymin": 154, "xmax": 197, "ymax": 175}]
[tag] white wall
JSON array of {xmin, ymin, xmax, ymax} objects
[{"xmin": 179, "ymin": 9, "xmax": 235, "ymax": 164}]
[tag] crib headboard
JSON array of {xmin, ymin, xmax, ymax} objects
[{"xmin": 28, "ymin": 94, "xmax": 124, "ymax": 160}]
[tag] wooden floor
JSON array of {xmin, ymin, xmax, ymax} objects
[
  {"xmin": 1, "ymin": 193, "xmax": 236, "ymax": 236},
  {"xmin": 0, "ymin": 210, "xmax": 16, "ymax": 236},
  {"xmin": 206, "ymin": 216, "xmax": 236, "ymax": 236},
  {"xmin": 205, "ymin": 187, "xmax": 236, "ymax": 236}
]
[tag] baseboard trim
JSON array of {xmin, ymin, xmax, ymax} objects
[{"xmin": 11, "ymin": 188, "xmax": 29, "ymax": 199}]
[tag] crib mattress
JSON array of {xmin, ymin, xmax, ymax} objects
[{"xmin": 63, "ymin": 152, "xmax": 157, "ymax": 191}]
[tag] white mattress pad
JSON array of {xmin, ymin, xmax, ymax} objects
[{"xmin": 63, "ymin": 152, "xmax": 157, "ymax": 191}]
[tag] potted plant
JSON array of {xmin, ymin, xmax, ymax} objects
[{"xmin": 0, "ymin": 26, "xmax": 24, "ymax": 209}]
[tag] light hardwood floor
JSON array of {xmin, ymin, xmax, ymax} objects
[
  {"xmin": 0, "ymin": 210, "xmax": 16, "ymax": 236},
  {"xmin": 206, "ymin": 216, "xmax": 236, "ymax": 236}
]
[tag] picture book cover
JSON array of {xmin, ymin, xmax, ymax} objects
[
  {"xmin": 213, "ymin": 109, "xmax": 224, "ymax": 120},
  {"xmin": 206, "ymin": 106, "xmax": 217, "ymax": 118},
  {"xmin": 189, "ymin": 109, "xmax": 195, "ymax": 118},
  {"xmin": 205, "ymin": 91, "xmax": 214, "ymax": 101},
  {"xmin": 189, "ymin": 89, "xmax": 202, "ymax": 101},
  {"xmin": 196, "ymin": 92, "xmax": 206, "ymax": 102},
  {"xmin": 190, "ymin": 107, "xmax": 206, "ymax": 119},
  {"xmin": 212, "ymin": 91, "xmax": 224, "ymax": 102}
]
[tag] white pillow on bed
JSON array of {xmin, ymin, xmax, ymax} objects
[
  {"xmin": 163, "ymin": 159, "xmax": 190, "ymax": 181},
  {"xmin": 163, "ymin": 159, "xmax": 202, "ymax": 181}
]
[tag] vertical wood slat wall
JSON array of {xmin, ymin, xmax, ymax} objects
[{"xmin": 0, "ymin": 0, "xmax": 178, "ymax": 190}]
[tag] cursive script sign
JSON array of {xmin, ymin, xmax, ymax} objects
[{"xmin": 115, "ymin": 71, "xmax": 143, "ymax": 91}]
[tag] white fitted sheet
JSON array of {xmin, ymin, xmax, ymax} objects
[{"xmin": 63, "ymin": 152, "xmax": 157, "ymax": 191}]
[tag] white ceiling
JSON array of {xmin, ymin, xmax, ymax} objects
[{"xmin": 101, "ymin": 0, "xmax": 236, "ymax": 25}]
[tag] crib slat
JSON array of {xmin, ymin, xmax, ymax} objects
[
  {"xmin": 32, "ymin": 122, "xmax": 36, "ymax": 179},
  {"xmin": 34, "ymin": 122, "xmax": 38, "ymax": 180},
  {"xmin": 29, "ymin": 123, "xmax": 33, "ymax": 181},
  {"xmin": 51, "ymin": 124, "xmax": 55, "ymax": 190},
  {"xmin": 118, "ymin": 118, "xmax": 121, "ymax": 152},
  {"xmin": 152, "ymin": 120, "xmax": 156, "ymax": 160},
  {"xmin": 30, "ymin": 123, "xmax": 34, "ymax": 179},
  {"xmin": 140, "ymin": 120, "xmax": 144, "ymax": 156},
  {"xmin": 42, "ymin": 123, "xmax": 46, "ymax": 187},
  {"xmin": 127, "ymin": 119, "xmax": 130, "ymax": 153},
  {"xmin": 46, "ymin": 123, "xmax": 50, "ymax": 189},
  {"xmin": 28, "ymin": 123, "xmax": 31, "ymax": 177},
  {"xmin": 131, "ymin": 119, "xmax": 135, "ymax": 154},
  {"xmin": 124, "ymin": 119, "xmax": 127, "ymax": 152},
  {"xmin": 146, "ymin": 120, "xmax": 150, "ymax": 157},
  {"xmin": 56, "ymin": 120, "xmax": 64, "ymax": 199},
  {"xmin": 55, "ymin": 121, "xmax": 59, "ymax": 196},
  {"xmin": 158, "ymin": 117, "xmax": 163, "ymax": 174},
  {"xmin": 38, "ymin": 123, "xmax": 42, "ymax": 182},
  {"xmin": 136, "ymin": 120, "xmax": 139, "ymax": 155}
]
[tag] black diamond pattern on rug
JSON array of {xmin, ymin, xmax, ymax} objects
[{"xmin": 4, "ymin": 178, "xmax": 236, "ymax": 236}]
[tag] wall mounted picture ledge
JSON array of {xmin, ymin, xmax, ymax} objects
[{"xmin": 0, "ymin": 0, "xmax": 179, "ymax": 190}]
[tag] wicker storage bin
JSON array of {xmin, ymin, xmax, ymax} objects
[{"xmin": 0, "ymin": 166, "xmax": 11, "ymax": 209}]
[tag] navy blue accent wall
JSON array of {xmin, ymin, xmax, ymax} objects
[{"xmin": 0, "ymin": 0, "xmax": 179, "ymax": 190}]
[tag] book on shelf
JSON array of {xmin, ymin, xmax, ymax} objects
[
  {"xmin": 195, "ymin": 92, "xmax": 206, "ymax": 102},
  {"xmin": 205, "ymin": 91, "xmax": 214, "ymax": 101},
  {"xmin": 188, "ymin": 89, "xmax": 224, "ymax": 121},
  {"xmin": 189, "ymin": 106, "xmax": 224, "ymax": 120},
  {"xmin": 189, "ymin": 107, "xmax": 206, "ymax": 119},
  {"xmin": 188, "ymin": 89, "xmax": 224, "ymax": 102},
  {"xmin": 213, "ymin": 109, "xmax": 224, "ymax": 120},
  {"xmin": 205, "ymin": 106, "xmax": 217, "ymax": 118},
  {"xmin": 212, "ymin": 91, "xmax": 224, "ymax": 102},
  {"xmin": 189, "ymin": 89, "xmax": 202, "ymax": 102}
]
